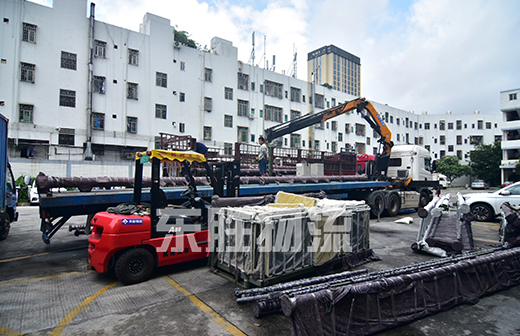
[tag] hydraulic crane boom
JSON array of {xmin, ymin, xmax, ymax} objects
[{"xmin": 264, "ymin": 98, "xmax": 393, "ymax": 179}]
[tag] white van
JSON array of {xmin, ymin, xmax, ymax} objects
[{"xmin": 433, "ymin": 173, "xmax": 450, "ymax": 189}]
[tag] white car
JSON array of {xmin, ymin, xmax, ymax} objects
[{"xmin": 464, "ymin": 181, "xmax": 520, "ymax": 221}]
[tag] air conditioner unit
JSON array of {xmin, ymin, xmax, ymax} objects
[
  {"xmin": 121, "ymin": 152, "xmax": 134, "ymax": 160},
  {"xmin": 174, "ymin": 41, "xmax": 181, "ymax": 49}
]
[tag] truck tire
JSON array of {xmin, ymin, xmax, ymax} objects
[
  {"xmin": 115, "ymin": 248, "xmax": 155, "ymax": 285},
  {"xmin": 418, "ymin": 190, "xmax": 430, "ymax": 209},
  {"xmin": 385, "ymin": 193, "xmax": 401, "ymax": 217},
  {"xmin": 368, "ymin": 191, "xmax": 385, "ymax": 218},
  {"xmin": 471, "ymin": 203, "xmax": 494, "ymax": 222},
  {"xmin": 0, "ymin": 214, "xmax": 10, "ymax": 241}
]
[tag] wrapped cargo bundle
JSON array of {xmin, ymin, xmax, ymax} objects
[{"xmin": 210, "ymin": 192, "xmax": 372, "ymax": 287}]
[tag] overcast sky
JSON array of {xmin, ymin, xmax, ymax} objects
[{"xmin": 35, "ymin": 0, "xmax": 520, "ymax": 115}]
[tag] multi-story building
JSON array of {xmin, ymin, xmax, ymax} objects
[
  {"xmin": 0, "ymin": 0, "xmax": 502, "ymax": 180},
  {"xmin": 500, "ymin": 88, "xmax": 520, "ymax": 182},
  {"xmin": 307, "ymin": 45, "xmax": 361, "ymax": 96}
]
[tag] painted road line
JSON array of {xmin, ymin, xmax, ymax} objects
[
  {"xmin": 0, "ymin": 245, "xmax": 89, "ymax": 264},
  {"xmin": 164, "ymin": 276, "xmax": 247, "ymax": 336},
  {"xmin": 0, "ymin": 271, "xmax": 87, "ymax": 286},
  {"xmin": 473, "ymin": 223, "xmax": 501, "ymax": 228},
  {"xmin": 49, "ymin": 281, "xmax": 118, "ymax": 336},
  {"xmin": 473, "ymin": 237, "xmax": 499, "ymax": 243},
  {"xmin": 0, "ymin": 328, "xmax": 25, "ymax": 336}
]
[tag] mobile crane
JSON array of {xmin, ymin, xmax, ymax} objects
[{"xmin": 264, "ymin": 97, "xmax": 437, "ymax": 216}]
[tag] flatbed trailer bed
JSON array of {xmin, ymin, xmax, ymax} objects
[{"xmin": 38, "ymin": 180, "xmax": 390, "ymax": 243}]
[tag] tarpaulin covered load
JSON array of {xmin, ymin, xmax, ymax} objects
[
  {"xmin": 210, "ymin": 192, "xmax": 373, "ymax": 287},
  {"xmin": 282, "ymin": 247, "xmax": 520, "ymax": 336}
]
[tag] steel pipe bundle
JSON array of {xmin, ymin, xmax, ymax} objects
[{"xmin": 500, "ymin": 202, "xmax": 520, "ymax": 246}]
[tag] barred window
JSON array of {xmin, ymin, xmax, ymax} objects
[
  {"xmin": 238, "ymin": 127, "xmax": 248, "ymax": 143},
  {"xmin": 264, "ymin": 105, "xmax": 283, "ymax": 122},
  {"xmin": 59, "ymin": 89, "xmax": 76, "ymax": 107},
  {"xmin": 127, "ymin": 117, "xmax": 138, "ymax": 133},
  {"xmin": 204, "ymin": 68, "xmax": 212, "ymax": 82},
  {"xmin": 20, "ymin": 62, "xmax": 35, "ymax": 83},
  {"xmin": 440, "ymin": 135, "xmax": 445, "ymax": 145},
  {"xmin": 355, "ymin": 123, "xmax": 365, "ymax": 136},
  {"xmin": 224, "ymin": 115, "xmax": 233, "ymax": 127},
  {"xmin": 127, "ymin": 82, "xmax": 138, "ymax": 99},
  {"xmin": 225, "ymin": 87, "xmax": 233, "ymax": 100},
  {"xmin": 19, "ymin": 104, "xmax": 33, "ymax": 123},
  {"xmin": 94, "ymin": 40, "xmax": 107, "ymax": 58},
  {"xmin": 128, "ymin": 49, "xmax": 139, "ymax": 65},
  {"xmin": 22, "ymin": 23, "xmax": 37, "ymax": 43},
  {"xmin": 179, "ymin": 92, "xmax": 185, "ymax": 102},
  {"xmin": 61, "ymin": 51, "xmax": 77, "ymax": 70},
  {"xmin": 156, "ymin": 72, "xmax": 167, "ymax": 88},
  {"xmin": 204, "ymin": 126, "xmax": 212, "ymax": 140},
  {"xmin": 331, "ymin": 121, "xmax": 338, "ymax": 131},
  {"xmin": 331, "ymin": 141, "xmax": 337, "ymax": 152},
  {"xmin": 291, "ymin": 110, "xmax": 301, "ymax": 120},
  {"xmin": 290, "ymin": 134, "xmax": 301, "ymax": 148},
  {"xmin": 264, "ymin": 80, "xmax": 283, "ymax": 99},
  {"xmin": 314, "ymin": 94, "xmax": 325, "ymax": 108},
  {"xmin": 155, "ymin": 104, "xmax": 167, "ymax": 119},
  {"xmin": 180, "ymin": 61, "xmax": 186, "ymax": 71},
  {"xmin": 92, "ymin": 112, "xmax": 105, "ymax": 130},
  {"xmin": 290, "ymin": 87, "xmax": 301, "ymax": 102},
  {"xmin": 93, "ymin": 76, "xmax": 105, "ymax": 93},
  {"xmin": 179, "ymin": 123, "xmax": 185, "ymax": 133},
  {"xmin": 224, "ymin": 143, "xmax": 233, "ymax": 155},
  {"xmin": 204, "ymin": 97, "xmax": 212, "ymax": 112},
  {"xmin": 238, "ymin": 73, "xmax": 249, "ymax": 90},
  {"xmin": 58, "ymin": 128, "xmax": 75, "ymax": 145},
  {"xmin": 237, "ymin": 99, "xmax": 249, "ymax": 117},
  {"xmin": 338, "ymin": 132, "xmax": 343, "ymax": 142}
]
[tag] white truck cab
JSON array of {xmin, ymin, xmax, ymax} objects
[{"xmin": 387, "ymin": 145, "xmax": 433, "ymax": 182}]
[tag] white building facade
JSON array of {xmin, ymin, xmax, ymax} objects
[
  {"xmin": 500, "ymin": 88, "xmax": 520, "ymax": 182},
  {"xmin": 0, "ymin": 0, "xmax": 503, "ymax": 179}
]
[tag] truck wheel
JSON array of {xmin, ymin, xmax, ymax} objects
[
  {"xmin": 115, "ymin": 248, "xmax": 155, "ymax": 285},
  {"xmin": 471, "ymin": 203, "xmax": 494, "ymax": 222},
  {"xmin": 0, "ymin": 214, "xmax": 11, "ymax": 241},
  {"xmin": 368, "ymin": 192, "xmax": 385, "ymax": 218},
  {"xmin": 418, "ymin": 191, "xmax": 430, "ymax": 209},
  {"xmin": 385, "ymin": 193, "xmax": 401, "ymax": 217}
]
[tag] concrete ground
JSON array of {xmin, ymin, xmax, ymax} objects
[{"xmin": 1, "ymin": 187, "xmax": 519, "ymax": 336}]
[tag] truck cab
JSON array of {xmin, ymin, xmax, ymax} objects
[
  {"xmin": 1, "ymin": 113, "xmax": 18, "ymax": 240},
  {"xmin": 387, "ymin": 145, "xmax": 433, "ymax": 183}
]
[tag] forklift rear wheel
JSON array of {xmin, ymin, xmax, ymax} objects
[
  {"xmin": 115, "ymin": 248, "xmax": 155, "ymax": 285},
  {"xmin": 0, "ymin": 214, "xmax": 11, "ymax": 241}
]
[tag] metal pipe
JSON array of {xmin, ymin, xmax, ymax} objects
[{"xmin": 84, "ymin": 3, "xmax": 95, "ymax": 161}]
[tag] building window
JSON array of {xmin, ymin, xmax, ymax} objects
[
  {"xmin": 20, "ymin": 62, "xmax": 35, "ymax": 83},
  {"xmin": 237, "ymin": 99, "xmax": 249, "ymax": 117},
  {"xmin": 495, "ymin": 135, "xmax": 502, "ymax": 142},
  {"xmin": 486, "ymin": 122, "xmax": 491, "ymax": 129},
  {"xmin": 224, "ymin": 143, "xmax": 233, "ymax": 155},
  {"xmin": 457, "ymin": 150, "xmax": 462, "ymax": 160},
  {"xmin": 331, "ymin": 121, "xmax": 338, "ymax": 131},
  {"xmin": 180, "ymin": 61, "xmax": 186, "ymax": 71},
  {"xmin": 456, "ymin": 120, "xmax": 462, "ymax": 130},
  {"xmin": 204, "ymin": 97, "xmax": 212, "ymax": 112},
  {"xmin": 204, "ymin": 68, "xmax": 212, "ymax": 82},
  {"xmin": 470, "ymin": 135, "xmax": 483, "ymax": 145},
  {"xmin": 58, "ymin": 128, "xmax": 75, "ymax": 145},
  {"xmin": 155, "ymin": 104, "xmax": 167, "ymax": 119},
  {"xmin": 355, "ymin": 123, "xmax": 365, "ymax": 136},
  {"xmin": 19, "ymin": 104, "xmax": 33, "ymax": 123},
  {"xmin": 59, "ymin": 89, "xmax": 76, "ymax": 107},
  {"xmin": 264, "ymin": 105, "xmax": 283, "ymax": 122},
  {"xmin": 204, "ymin": 126, "xmax": 212, "ymax": 140},
  {"xmin": 314, "ymin": 140, "xmax": 320, "ymax": 151},
  {"xmin": 290, "ymin": 87, "xmax": 301, "ymax": 102},
  {"xmin": 92, "ymin": 112, "xmax": 105, "ymax": 130},
  {"xmin": 156, "ymin": 72, "xmax": 167, "ymax": 88},
  {"xmin": 510, "ymin": 93, "xmax": 518, "ymax": 100},
  {"xmin": 477, "ymin": 120, "xmax": 483, "ymax": 130},
  {"xmin": 424, "ymin": 123, "xmax": 430, "ymax": 130},
  {"xmin": 291, "ymin": 110, "xmax": 301, "ymax": 120},
  {"xmin": 397, "ymin": 118, "xmax": 400, "ymax": 126},
  {"xmin": 127, "ymin": 82, "xmax": 138, "ymax": 99},
  {"xmin": 61, "ymin": 51, "xmax": 77, "ymax": 70},
  {"xmin": 127, "ymin": 117, "xmax": 138, "ymax": 133},
  {"xmin": 179, "ymin": 92, "xmax": 185, "ymax": 102},
  {"xmin": 457, "ymin": 135, "xmax": 462, "ymax": 145},
  {"xmin": 238, "ymin": 73, "xmax": 249, "ymax": 90},
  {"xmin": 314, "ymin": 93, "xmax": 325, "ymax": 108},
  {"xmin": 237, "ymin": 127, "xmax": 248, "ymax": 143},
  {"xmin": 331, "ymin": 141, "xmax": 337, "ymax": 152},
  {"xmin": 179, "ymin": 123, "xmax": 185, "ymax": 133},
  {"xmin": 225, "ymin": 87, "xmax": 233, "ymax": 100},
  {"xmin": 22, "ymin": 22, "xmax": 37, "ymax": 43},
  {"xmin": 439, "ymin": 120, "xmax": 445, "ymax": 130},
  {"xmin": 338, "ymin": 132, "xmax": 343, "ymax": 142},
  {"xmin": 224, "ymin": 114, "xmax": 233, "ymax": 127},
  {"xmin": 128, "ymin": 49, "xmax": 139, "ymax": 65},
  {"xmin": 93, "ymin": 76, "xmax": 106, "ymax": 93},
  {"xmin": 290, "ymin": 134, "xmax": 301, "ymax": 148},
  {"xmin": 94, "ymin": 40, "xmax": 107, "ymax": 58},
  {"xmin": 440, "ymin": 150, "xmax": 445, "ymax": 159},
  {"xmin": 264, "ymin": 80, "xmax": 283, "ymax": 98},
  {"xmin": 345, "ymin": 123, "xmax": 351, "ymax": 134},
  {"xmin": 448, "ymin": 122, "xmax": 453, "ymax": 130},
  {"xmin": 367, "ymin": 137, "xmax": 371, "ymax": 145},
  {"xmin": 440, "ymin": 135, "xmax": 445, "ymax": 145},
  {"xmin": 448, "ymin": 145, "xmax": 454, "ymax": 152},
  {"xmin": 251, "ymin": 82, "xmax": 256, "ymax": 91}
]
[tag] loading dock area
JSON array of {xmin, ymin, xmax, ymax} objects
[{"xmin": 1, "ymin": 189, "xmax": 520, "ymax": 336}]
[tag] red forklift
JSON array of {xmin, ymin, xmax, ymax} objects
[{"xmin": 88, "ymin": 149, "xmax": 239, "ymax": 284}]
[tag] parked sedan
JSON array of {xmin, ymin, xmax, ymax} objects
[
  {"xmin": 464, "ymin": 182, "xmax": 520, "ymax": 221},
  {"xmin": 471, "ymin": 180, "xmax": 488, "ymax": 189}
]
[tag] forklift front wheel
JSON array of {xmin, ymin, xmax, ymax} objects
[{"xmin": 115, "ymin": 248, "xmax": 155, "ymax": 285}]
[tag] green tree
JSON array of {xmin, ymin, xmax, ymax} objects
[
  {"xmin": 469, "ymin": 141, "xmax": 502, "ymax": 187},
  {"xmin": 174, "ymin": 29, "xmax": 197, "ymax": 49},
  {"xmin": 436, "ymin": 155, "xmax": 472, "ymax": 183},
  {"xmin": 321, "ymin": 83, "xmax": 333, "ymax": 89}
]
